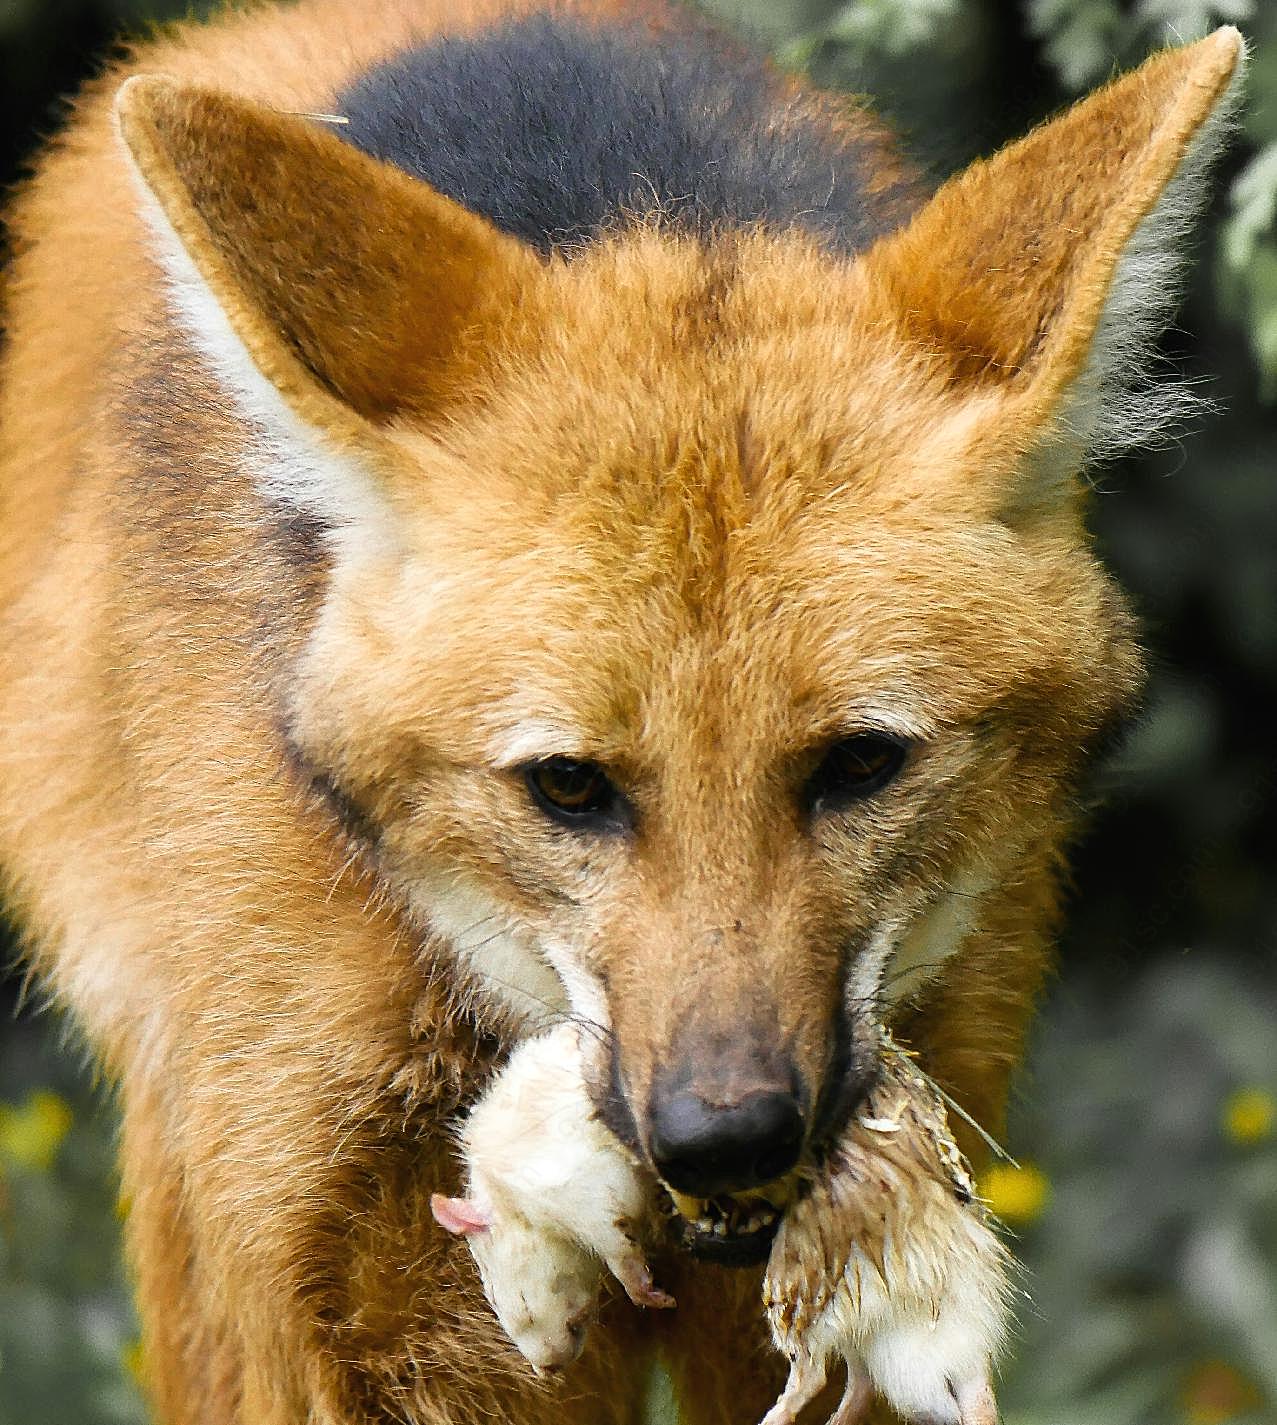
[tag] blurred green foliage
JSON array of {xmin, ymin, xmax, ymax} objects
[
  {"xmin": 1, "ymin": 0, "xmax": 1274, "ymax": 1423},
  {"xmin": 999, "ymin": 960, "xmax": 1277, "ymax": 1425},
  {"xmin": 0, "ymin": 1010, "xmax": 143, "ymax": 1425}
]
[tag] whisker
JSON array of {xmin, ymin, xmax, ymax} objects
[
  {"xmin": 431, "ymin": 915, "xmax": 617, "ymax": 1053},
  {"xmin": 934, "ymin": 881, "xmax": 986, "ymax": 902},
  {"xmin": 905, "ymin": 1058, "xmax": 1020, "ymax": 1169},
  {"xmin": 880, "ymin": 956, "xmax": 956, "ymax": 990}
]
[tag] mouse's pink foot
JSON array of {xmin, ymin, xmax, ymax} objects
[{"xmin": 609, "ymin": 1250, "xmax": 676, "ymax": 1309}]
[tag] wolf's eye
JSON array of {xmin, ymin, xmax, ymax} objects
[
  {"xmin": 805, "ymin": 733, "xmax": 908, "ymax": 814},
  {"xmin": 524, "ymin": 757, "xmax": 628, "ymax": 830}
]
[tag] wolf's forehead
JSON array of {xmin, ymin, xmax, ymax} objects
[
  {"xmin": 474, "ymin": 536, "xmax": 1021, "ymax": 764},
  {"xmin": 386, "ymin": 229, "xmax": 960, "ymax": 556}
]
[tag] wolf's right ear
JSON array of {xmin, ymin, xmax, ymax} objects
[
  {"xmin": 114, "ymin": 77, "xmax": 544, "ymax": 532},
  {"xmin": 862, "ymin": 27, "xmax": 1244, "ymax": 524}
]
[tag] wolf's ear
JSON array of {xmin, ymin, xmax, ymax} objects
[
  {"xmin": 865, "ymin": 27, "xmax": 1245, "ymax": 518},
  {"xmin": 114, "ymin": 77, "xmax": 543, "ymax": 531}
]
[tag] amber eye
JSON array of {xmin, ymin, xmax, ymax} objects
[
  {"xmin": 524, "ymin": 757, "xmax": 629, "ymax": 830},
  {"xmin": 804, "ymin": 733, "xmax": 909, "ymax": 814}
]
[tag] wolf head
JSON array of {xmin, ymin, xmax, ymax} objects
[{"xmin": 115, "ymin": 25, "xmax": 1242, "ymax": 1257}]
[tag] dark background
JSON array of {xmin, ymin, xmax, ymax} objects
[{"xmin": 1, "ymin": 2, "xmax": 1274, "ymax": 1423}]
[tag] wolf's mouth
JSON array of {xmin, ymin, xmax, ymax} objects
[{"xmin": 661, "ymin": 1182, "xmax": 795, "ymax": 1266}]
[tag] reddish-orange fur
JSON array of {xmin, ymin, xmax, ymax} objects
[{"xmin": 0, "ymin": 2, "xmax": 1241, "ymax": 1421}]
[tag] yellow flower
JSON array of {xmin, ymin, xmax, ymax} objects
[
  {"xmin": 122, "ymin": 1338, "xmax": 147, "ymax": 1387},
  {"xmin": 1181, "ymin": 1358, "xmax": 1262, "ymax": 1423},
  {"xmin": 0, "ymin": 1089, "xmax": 73, "ymax": 1172},
  {"xmin": 977, "ymin": 1161, "xmax": 1049, "ymax": 1226},
  {"xmin": 1222, "ymin": 1087, "xmax": 1275, "ymax": 1145}
]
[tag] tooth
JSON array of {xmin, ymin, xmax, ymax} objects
[
  {"xmin": 745, "ymin": 1215, "xmax": 762, "ymax": 1232},
  {"xmin": 670, "ymin": 1190, "xmax": 704, "ymax": 1219},
  {"xmin": 695, "ymin": 1217, "xmax": 714, "ymax": 1233},
  {"xmin": 713, "ymin": 1219, "xmax": 729, "ymax": 1237}
]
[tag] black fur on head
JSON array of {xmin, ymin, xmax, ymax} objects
[{"xmin": 336, "ymin": 11, "xmax": 922, "ymax": 255}]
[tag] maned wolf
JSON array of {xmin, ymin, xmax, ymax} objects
[{"xmin": 0, "ymin": 0, "xmax": 1243, "ymax": 1421}]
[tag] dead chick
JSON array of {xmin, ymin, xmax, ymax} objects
[
  {"xmin": 761, "ymin": 1034, "xmax": 1012, "ymax": 1425},
  {"xmin": 431, "ymin": 1020, "xmax": 673, "ymax": 1373}
]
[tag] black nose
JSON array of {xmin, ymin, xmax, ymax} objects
[{"xmin": 649, "ymin": 1089, "xmax": 805, "ymax": 1197}]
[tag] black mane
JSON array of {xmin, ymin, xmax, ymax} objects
[{"xmin": 336, "ymin": 12, "xmax": 920, "ymax": 255}]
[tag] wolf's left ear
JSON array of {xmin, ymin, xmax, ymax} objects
[{"xmin": 865, "ymin": 27, "xmax": 1245, "ymax": 518}]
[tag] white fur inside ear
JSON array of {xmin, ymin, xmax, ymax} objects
[
  {"xmin": 1047, "ymin": 36, "xmax": 1248, "ymax": 473},
  {"xmin": 113, "ymin": 93, "xmax": 398, "ymax": 557}
]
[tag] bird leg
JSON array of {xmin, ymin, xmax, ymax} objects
[
  {"xmin": 952, "ymin": 1374, "xmax": 999, "ymax": 1425},
  {"xmin": 829, "ymin": 1360, "xmax": 874, "ymax": 1425},
  {"xmin": 759, "ymin": 1355, "xmax": 829, "ymax": 1425}
]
